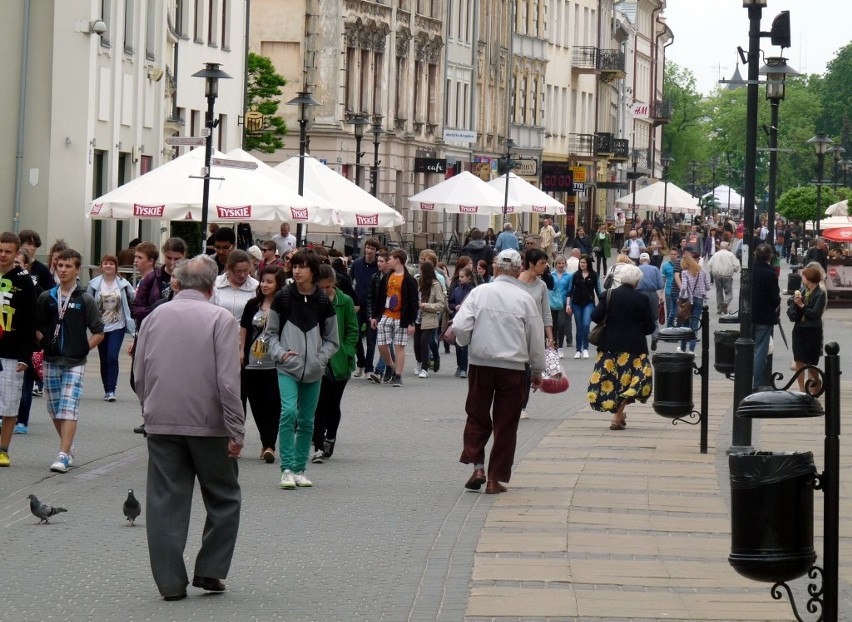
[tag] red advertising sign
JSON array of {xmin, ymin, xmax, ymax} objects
[
  {"xmin": 420, "ymin": 203, "xmax": 435, "ymax": 211},
  {"xmin": 216, "ymin": 205, "xmax": 252, "ymax": 219},
  {"xmin": 133, "ymin": 204, "xmax": 165, "ymax": 218},
  {"xmin": 289, "ymin": 207, "xmax": 309, "ymax": 221},
  {"xmin": 356, "ymin": 214, "xmax": 379, "ymax": 226},
  {"xmin": 459, "ymin": 205, "xmax": 478, "ymax": 214},
  {"xmin": 90, "ymin": 203, "xmax": 103, "ymax": 215}
]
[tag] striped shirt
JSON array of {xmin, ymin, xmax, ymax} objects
[{"xmin": 679, "ymin": 268, "xmax": 711, "ymax": 301}]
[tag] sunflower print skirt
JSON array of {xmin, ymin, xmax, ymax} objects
[{"xmin": 587, "ymin": 351, "xmax": 653, "ymax": 413}]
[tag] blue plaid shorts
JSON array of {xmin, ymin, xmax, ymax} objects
[{"xmin": 44, "ymin": 362, "xmax": 85, "ymax": 421}]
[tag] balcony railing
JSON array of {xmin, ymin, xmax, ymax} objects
[
  {"xmin": 595, "ymin": 132, "xmax": 614, "ymax": 156},
  {"xmin": 610, "ymin": 138, "xmax": 630, "ymax": 162},
  {"xmin": 569, "ymin": 133, "xmax": 595, "ymax": 158},
  {"xmin": 571, "ymin": 46, "xmax": 597, "ymax": 71},
  {"xmin": 597, "ymin": 49, "xmax": 626, "ymax": 77},
  {"xmin": 571, "ymin": 47, "xmax": 625, "ymax": 80},
  {"xmin": 652, "ymin": 100, "xmax": 673, "ymax": 125}
]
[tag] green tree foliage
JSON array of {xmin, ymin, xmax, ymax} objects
[
  {"xmin": 245, "ymin": 53, "xmax": 287, "ymax": 153},
  {"xmin": 662, "ymin": 63, "xmax": 709, "ymax": 187},
  {"xmin": 816, "ymin": 43, "xmax": 852, "ymax": 141},
  {"xmin": 777, "ymin": 185, "xmax": 843, "ymax": 222}
]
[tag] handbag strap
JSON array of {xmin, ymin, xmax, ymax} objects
[{"xmin": 599, "ymin": 288, "xmax": 612, "ymax": 326}]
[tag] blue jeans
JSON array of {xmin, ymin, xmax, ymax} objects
[
  {"xmin": 277, "ymin": 374, "xmax": 322, "ymax": 473},
  {"xmin": 572, "ymin": 303, "xmax": 595, "ymax": 351},
  {"xmin": 679, "ymin": 297, "xmax": 703, "ymax": 352},
  {"xmin": 455, "ymin": 344, "xmax": 468, "ymax": 372},
  {"xmin": 667, "ymin": 293, "xmax": 679, "ymax": 327},
  {"xmin": 753, "ymin": 323, "xmax": 774, "ymax": 388},
  {"xmin": 97, "ymin": 330, "xmax": 125, "ymax": 393}
]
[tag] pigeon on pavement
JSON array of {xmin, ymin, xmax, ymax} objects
[
  {"xmin": 28, "ymin": 494, "xmax": 67, "ymax": 524},
  {"xmin": 123, "ymin": 489, "xmax": 141, "ymax": 526}
]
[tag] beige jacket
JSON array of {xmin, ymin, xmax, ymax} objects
[
  {"xmin": 133, "ymin": 289, "xmax": 245, "ymax": 444},
  {"xmin": 418, "ymin": 280, "xmax": 447, "ymax": 330}
]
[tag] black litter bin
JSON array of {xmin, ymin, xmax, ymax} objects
[
  {"xmin": 714, "ymin": 330, "xmax": 739, "ymax": 375},
  {"xmin": 652, "ymin": 352, "xmax": 694, "ymax": 417},
  {"xmin": 786, "ymin": 271, "xmax": 802, "ymax": 295},
  {"xmin": 729, "ymin": 451, "xmax": 817, "ymax": 583}
]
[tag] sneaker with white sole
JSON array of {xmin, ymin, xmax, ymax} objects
[
  {"xmin": 310, "ymin": 450, "xmax": 324, "ymax": 464},
  {"xmin": 381, "ymin": 367, "xmax": 395, "ymax": 384},
  {"xmin": 582, "ymin": 349, "xmax": 589, "ymax": 359},
  {"xmin": 294, "ymin": 472, "xmax": 312, "ymax": 487},
  {"xmin": 279, "ymin": 469, "xmax": 296, "ymax": 489},
  {"xmin": 391, "ymin": 374, "xmax": 402, "ymax": 387},
  {"xmin": 557, "ymin": 348, "xmax": 564, "ymax": 358},
  {"xmin": 574, "ymin": 351, "xmax": 582, "ymax": 359},
  {"xmin": 417, "ymin": 369, "xmax": 428, "ymax": 379},
  {"xmin": 353, "ymin": 368, "xmax": 364, "ymax": 378},
  {"xmin": 459, "ymin": 370, "xmax": 467, "ymax": 379},
  {"xmin": 520, "ymin": 409, "xmax": 530, "ymax": 420},
  {"xmin": 50, "ymin": 453, "xmax": 71, "ymax": 473}
]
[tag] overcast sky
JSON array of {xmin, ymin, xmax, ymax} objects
[{"xmin": 662, "ymin": 0, "xmax": 851, "ymax": 95}]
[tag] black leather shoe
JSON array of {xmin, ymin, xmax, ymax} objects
[
  {"xmin": 163, "ymin": 592, "xmax": 187, "ymax": 601},
  {"xmin": 133, "ymin": 423, "xmax": 145, "ymax": 434},
  {"xmin": 192, "ymin": 576, "xmax": 225, "ymax": 592}
]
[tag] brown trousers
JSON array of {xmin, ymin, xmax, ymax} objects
[{"xmin": 459, "ymin": 364, "xmax": 526, "ymax": 483}]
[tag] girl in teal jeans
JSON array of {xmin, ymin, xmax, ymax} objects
[{"xmin": 265, "ymin": 250, "xmax": 339, "ymax": 489}]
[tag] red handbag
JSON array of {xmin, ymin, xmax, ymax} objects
[{"xmin": 658, "ymin": 299, "xmax": 666, "ymax": 325}]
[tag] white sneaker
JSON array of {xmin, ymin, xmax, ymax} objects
[
  {"xmin": 582, "ymin": 349, "xmax": 589, "ymax": 359},
  {"xmin": 294, "ymin": 472, "xmax": 312, "ymax": 487},
  {"xmin": 417, "ymin": 369, "xmax": 428, "ymax": 378},
  {"xmin": 574, "ymin": 351, "xmax": 582, "ymax": 359},
  {"xmin": 557, "ymin": 348, "xmax": 564, "ymax": 358},
  {"xmin": 676, "ymin": 347, "xmax": 684, "ymax": 353},
  {"xmin": 520, "ymin": 409, "xmax": 530, "ymax": 420},
  {"xmin": 310, "ymin": 450, "xmax": 324, "ymax": 464},
  {"xmin": 279, "ymin": 469, "xmax": 296, "ymax": 489},
  {"xmin": 49, "ymin": 453, "xmax": 71, "ymax": 473},
  {"xmin": 353, "ymin": 368, "xmax": 364, "ymax": 378}
]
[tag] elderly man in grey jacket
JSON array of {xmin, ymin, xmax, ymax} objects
[
  {"xmin": 134, "ymin": 254, "xmax": 245, "ymax": 602},
  {"xmin": 454, "ymin": 249, "xmax": 546, "ymax": 495}
]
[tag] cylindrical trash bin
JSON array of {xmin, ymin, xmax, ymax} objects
[
  {"xmin": 714, "ymin": 330, "xmax": 739, "ymax": 375},
  {"xmin": 786, "ymin": 271, "xmax": 802, "ymax": 295},
  {"xmin": 652, "ymin": 352, "xmax": 694, "ymax": 417},
  {"xmin": 729, "ymin": 451, "xmax": 817, "ymax": 583}
]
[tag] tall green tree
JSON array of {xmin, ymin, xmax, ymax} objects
[
  {"xmin": 662, "ymin": 63, "xmax": 709, "ymax": 192},
  {"xmin": 777, "ymin": 185, "xmax": 843, "ymax": 222},
  {"xmin": 244, "ymin": 53, "xmax": 288, "ymax": 153},
  {"xmin": 816, "ymin": 42, "xmax": 852, "ymax": 142}
]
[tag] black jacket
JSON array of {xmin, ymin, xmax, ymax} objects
[
  {"xmin": 752, "ymin": 260, "xmax": 781, "ymax": 325},
  {"xmin": 371, "ymin": 269, "xmax": 419, "ymax": 328},
  {"xmin": 591, "ymin": 284, "xmax": 655, "ymax": 354},
  {"xmin": 459, "ymin": 240, "xmax": 495, "ymax": 276},
  {"xmin": 0, "ymin": 267, "xmax": 37, "ymax": 366},
  {"xmin": 36, "ymin": 285, "xmax": 104, "ymax": 366}
]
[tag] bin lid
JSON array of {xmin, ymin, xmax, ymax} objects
[
  {"xmin": 719, "ymin": 312, "xmax": 739, "ymax": 324},
  {"xmin": 656, "ymin": 326, "xmax": 696, "ymax": 342},
  {"xmin": 736, "ymin": 389, "xmax": 825, "ymax": 419}
]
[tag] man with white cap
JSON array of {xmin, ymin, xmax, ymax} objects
[
  {"xmin": 705, "ymin": 240, "xmax": 739, "ymax": 315},
  {"xmin": 453, "ymin": 249, "xmax": 545, "ymax": 494}
]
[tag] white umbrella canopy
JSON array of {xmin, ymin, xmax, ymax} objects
[
  {"xmin": 272, "ymin": 155, "xmax": 404, "ymax": 228},
  {"xmin": 408, "ymin": 171, "xmax": 521, "ymax": 216},
  {"xmin": 825, "ymin": 199, "xmax": 849, "ymax": 217},
  {"xmin": 615, "ymin": 180, "xmax": 701, "ymax": 215},
  {"xmin": 487, "ymin": 172, "xmax": 565, "ymax": 215},
  {"xmin": 805, "ymin": 215, "xmax": 852, "ymax": 230},
  {"xmin": 88, "ymin": 147, "xmax": 320, "ymax": 222},
  {"xmin": 703, "ymin": 185, "xmax": 745, "ymax": 210}
]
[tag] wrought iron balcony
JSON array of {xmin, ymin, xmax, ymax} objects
[
  {"xmin": 597, "ymin": 49, "xmax": 626, "ymax": 80},
  {"xmin": 595, "ymin": 132, "xmax": 614, "ymax": 156},
  {"xmin": 652, "ymin": 100, "xmax": 673, "ymax": 125},
  {"xmin": 610, "ymin": 138, "xmax": 630, "ymax": 162},
  {"xmin": 571, "ymin": 47, "xmax": 597, "ymax": 73},
  {"xmin": 568, "ymin": 133, "xmax": 595, "ymax": 158}
]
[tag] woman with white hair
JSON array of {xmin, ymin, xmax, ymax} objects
[{"xmin": 586, "ymin": 264, "xmax": 655, "ymax": 430}]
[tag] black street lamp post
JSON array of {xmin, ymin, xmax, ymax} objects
[
  {"xmin": 760, "ymin": 56, "xmax": 798, "ymax": 250},
  {"xmin": 502, "ymin": 138, "xmax": 515, "ymax": 220},
  {"xmin": 661, "ymin": 154, "xmax": 672, "ymax": 243},
  {"xmin": 192, "ymin": 62, "xmax": 232, "ymax": 255},
  {"xmin": 630, "ymin": 148, "xmax": 642, "ymax": 227},
  {"xmin": 286, "ymin": 90, "xmax": 321, "ymax": 247},
  {"xmin": 807, "ymin": 134, "xmax": 833, "ymax": 236},
  {"xmin": 827, "ymin": 145, "xmax": 846, "ymax": 187},
  {"xmin": 346, "ymin": 113, "xmax": 369, "ymax": 188},
  {"xmin": 688, "ymin": 160, "xmax": 700, "ymax": 198},
  {"xmin": 369, "ymin": 115, "xmax": 385, "ymax": 199}
]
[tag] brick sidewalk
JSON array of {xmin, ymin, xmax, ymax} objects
[{"xmin": 466, "ymin": 378, "xmax": 852, "ymax": 621}]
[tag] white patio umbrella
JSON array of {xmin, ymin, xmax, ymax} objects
[
  {"xmin": 272, "ymin": 154, "xmax": 405, "ymax": 228},
  {"xmin": 825, "ymin": 199, "xmax": 849, "ymax": 217},
  {"xmin": 615, "ymin": 180, "xmax": 701, "ymax": 215},
  {"xmin": 703, "ymin": 185, "xmax": 745, "ymax": 211},
  {"xmin": 408, "ymin": 171, "xmax": 520, "ymax": 216},
  {"xmin": 487, "ymin": 172, "xmax": 565, "ymax": 215},
  {"xmin": 88, "ymin": 147, "xmax": 320, "ymax": 223}
]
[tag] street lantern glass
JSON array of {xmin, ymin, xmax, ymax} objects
[
  {"xmin": 741, "ymin": 0, "xmax": 767, "ymax": 6},
  {"xmin": 827, "ymin": 145, "xmax": 846, "ymax": 162},
  {"xmin": 661, "ymin": 154, "xmax": 673, "ymax": 169},
  {"xmin": 347, "ymin": 113, "xmax": 369, "ymax": 140},
  {"xmin": 191, "ymin": 63, "xmax": 232, "ymax": 98},
  {"xmin": 759, "ymin": 57, "xmax": 799, "ymax": 102},
  {"xmin": 286, "ymin": 91, "xmax": 321, "ymax": 122},
  {"xmin": 807, "ymin": 134, "xmax": 833, "ymax": 156}
]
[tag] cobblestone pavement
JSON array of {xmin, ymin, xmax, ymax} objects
[{"xmin": 3, "ymin": 264, "xmax": 852, "ymax": 621}]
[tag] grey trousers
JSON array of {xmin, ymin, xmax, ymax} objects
[
  {"xmin": 715, "ymin": 275, "xmax": 734, "ymax": 312},
  {"xmin": 146, "ymin": 435, "xmax": 241, "ymax": 597}
]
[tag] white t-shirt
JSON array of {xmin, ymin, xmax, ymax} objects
[{"xmin": 271, "ymin": 232, "xmax": 297, "ymax": 256}]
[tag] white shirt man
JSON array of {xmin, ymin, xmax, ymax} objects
[{"xmin": 271, "ymin": 223, "xmax": 297, "ymax": 256}]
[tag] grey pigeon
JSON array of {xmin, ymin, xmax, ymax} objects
[
  {"xmin": 28, "ymin": 494, "xmax": 67, "ymax": 524},
  {"xmin": 123, "ymin": 489, "xmax": 141, "ymax": 526}
]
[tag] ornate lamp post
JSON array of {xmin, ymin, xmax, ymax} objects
[
  {"xmin": 807, "ymin": 134, "xmax": 833, "ymax": 236},
  {"xmin": 759, "ymin": 56, "xmax": 798, "ymax": 249},
  {"xmin": 286, "ymin": 90, "xmax": 321, "ymax": 247},
  {"xmin": 369, "ymin": 115, "xmax": 386, "ymax": 199},
  {"xmin": 827, "ymin": 145, "xmax": 846, "ymax": 187},
  {"xmin": 688, "ymin": 160, "xmax": 700, "ymax": 198},
  {"xmin": 501, "ymin": 138, "xmax": 515, "ymax": 219},
  {"xmin": 345, "ymin": 113, "xmax": 370, "ymax": 188},
  {"xmin": 191, "ymin": 62, "xmax": 232, "ymax": 254}
]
